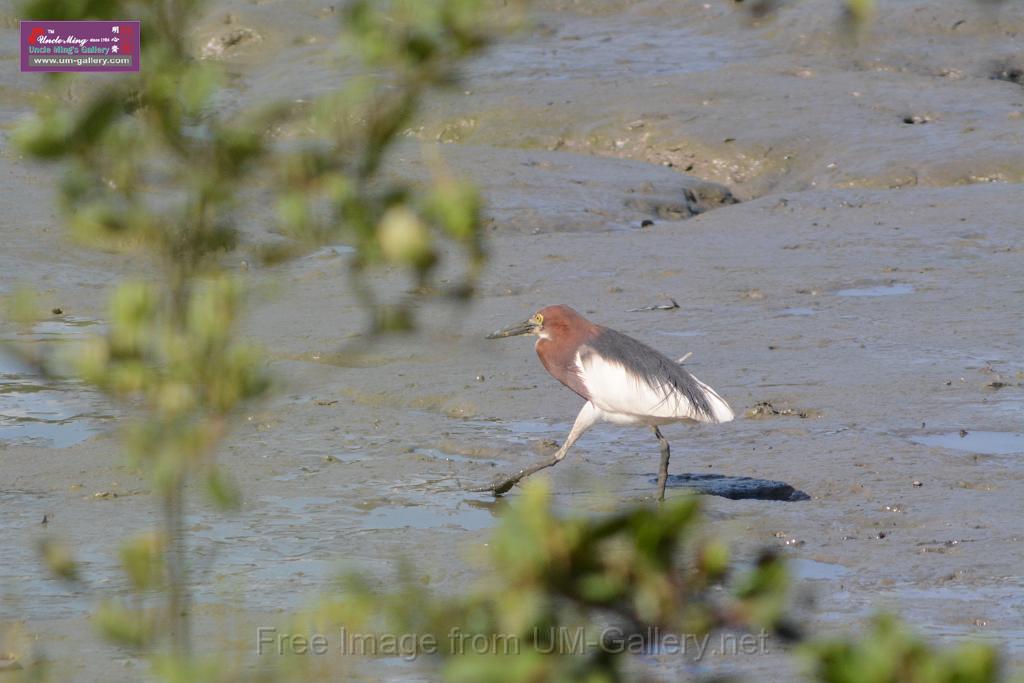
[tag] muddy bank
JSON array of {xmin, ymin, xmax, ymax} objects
[
  {"xmin": 5, "ymin": 182, "xmax": 1023, "ymax": 679},
  {"xmin": 415, "ymin": 1, "xmax": 1024, "ymax": 200}
]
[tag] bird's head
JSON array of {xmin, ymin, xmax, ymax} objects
[{"xmin": 486, "ymin": 305, "xmax": 585, "ymax": 341}]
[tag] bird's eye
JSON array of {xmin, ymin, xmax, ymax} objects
[{"xmin": 532, "ymin": 313, "xmax": 544, "ymax": 326}]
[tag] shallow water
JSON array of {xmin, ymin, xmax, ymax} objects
[
  {"xmin": 778, "ymin": 307, "xmax": 817, "ymax": 317},
  {"xmin": 0, "ymin": 344, "xmax": 111, "ymax": 448},
  {"xmin": 790, "ymin": 558, "xmax": 851, "ymax": 582},
  {"xmin": 465, "ymin": 14, "xmax": 748, "ymax": 83},
  {"xmin": 911, "ymin": 431, "xmax": 1024, "ymax": 456},
  {"xmin": 834, "ymin": 284, "xmax": 915, "ymax": 298}
]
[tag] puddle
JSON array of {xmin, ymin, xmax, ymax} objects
[
  {"xmin": 414, "ymin": 447, "xmax": 486, "ymax": 465},
  {"xmin": 779, "ymin": 307, "xmax": 816, "ymax": 317},
  {"xmin": 26, "ymin": 317, "xmax": 103, "ymax": 340},
  {"xmin": 0, "ymin": 348, "xmax": 28, "ymax": 376},
  {"xmin": 911, "ymin": 431, "xmax": 1024, "ymax": 456},
  {"xmin": 186, "ymin": 504, "xmax": 341, "ymax": 610},
  {"xmin": 874, "ymin": 583, "xmax": 1024, "ymax": 656},
  {"xmin": 0, "ymin": 490, "xmax": 122, "ymax": 620},
  {"xmin": 507, "ymin": 420, "xmax": 568, "ymax": 435},
  {"xmin": 468, "ymin": 418, "xmax": 570, "ymax": 440},
  {"xmin": 361, "ymin": 503, "xmax": 494, "ymax": 531},
  {"xmin": 835, "ymin": 283, "xmax": 914, "ymax": 297},
  {"xmin": 183, "ymin": 491, "xmax": 498, "ymax": 611},
  {"xmin": 309, "ymin": 244, "xmax": 356, "ymax": 258},
  {"xmin": 0, "ymin": 349, "xmax": 112, "ymax": 448},
  {"xmin": 468, "ymin": 18, "xmax": 746, "ymax": 84},
  {"xmin": 790, "ymin": 558, "xmax": 850, "ymax": 581},
  {"xmin": 990, "ymin": 397, "xmax": 1024, "ymax": 419}
]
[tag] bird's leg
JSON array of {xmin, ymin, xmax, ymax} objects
[
  {"xmin": 472, "ymin": 402, "xmax": 600, "ymax": 496},
  {"xmin": 654, "ymin": 426, "xmax": 671, "ymax": 502}
]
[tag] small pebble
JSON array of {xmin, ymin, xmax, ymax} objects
[
  {"xmin": 52, "ymin": 307, "xmax": 63, "ymax": 315},
  {"xmin": 475, "ymin": 374, "xmax": 486, "ymax": 382},
  {"xmin": 640, "ymin": 219, "xmax": 654, "ymax": 228},
  {"xmin": 913, "ymin": 480, "xmax": 923, "ymax": 487}
]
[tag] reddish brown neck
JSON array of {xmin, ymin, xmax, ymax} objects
[{"xmin": 534, "ymin": 318, "xmax": 599, "ymax": 400}]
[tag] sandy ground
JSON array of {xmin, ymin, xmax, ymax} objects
[{"xmin": 2, "ymin": 0, "xmax": 1023, "ymax": 680}]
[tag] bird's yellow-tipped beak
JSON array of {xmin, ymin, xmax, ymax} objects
[{"xmin": 486, "ymin": 318, "xmax": 538, "ymax": 339}]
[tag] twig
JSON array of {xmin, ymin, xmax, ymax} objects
[{"xmin": 627, "ymin": 298, "xmax": 679, "ymax": 312}]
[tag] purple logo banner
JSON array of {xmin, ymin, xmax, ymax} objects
[{"xmin": 21, "ymin": 20, "xmax": 140, "ymax": 73}]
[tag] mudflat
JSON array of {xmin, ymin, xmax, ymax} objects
[{"xmin": 2, "ymin": 1, "xmax": 1022, "ymax": 680}]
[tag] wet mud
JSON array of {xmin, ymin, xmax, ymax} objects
[{"xmin": 2, "ymin": 0, "xmax": 1024, "ymax": 680}]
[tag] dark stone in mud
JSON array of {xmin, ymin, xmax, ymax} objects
[
  {"xmin": 902, "ymin": 114, "xmax": 930, "ymax": 125},
  {"xmin": 990, "ymin": 61, "xmax": 1024, "ymax": 85},
  {"xmin": 625, "ymin": 181, "xmax": 739, "ymax": 221},
  {"xmin": 685, "ymin": 183, "xmax": 739, "ymax": 211},
  {"xmin": 655, "ymin": 473, "xmax": 809, "ymax": 501}
]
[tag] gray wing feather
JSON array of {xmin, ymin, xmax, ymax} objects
[{"xmin": 586, "ymin": 328, "xmax": 715, "ymax": 419}]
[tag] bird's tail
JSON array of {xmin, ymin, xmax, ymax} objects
[{"xmin": 693, "ymin": 377, "xmax": 735, "ymax": 423}]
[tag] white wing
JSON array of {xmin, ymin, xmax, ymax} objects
[{"xmin": 577, "ymin": 351, "xmax": 734, "ymax": 424}]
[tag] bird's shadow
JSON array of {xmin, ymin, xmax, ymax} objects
[{"xmin": 654, "ymin": 472, "xmax": 810, "ymax": 502}]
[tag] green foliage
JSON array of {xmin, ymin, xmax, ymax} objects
[
  {"xmin": 735, "ymin": 0, "xmax": 875, "ymax": 34},
  {"xmin": 843, "ymin": 0, "xmax": 876, "ymax": 25},
  {"xmin": 313, "ymin": 480, "xmax": 789, "ymax": 683},
  {"xmin": 267, "ymin": 0, "xmax": 516, "ymax": 325},
  {"xmin": 11, "ymin": 0, "xmax": 513, "ymax": 676},
  {"xmin": 36, "ymin": 538, "xmax": 79, "ymax": 582},
  {"xmin": 96, "ymin": 599, "xmax": 156, "ymax": 648},
  {"xmin": 805, "ymin": 614, "xmax": 1004, "ymax": 683},
  {"xmin": 299, "ymin": 483, "xmax": 1017, "ymax": 683},
  {"xmin": 72, "ymin": 277, "xmax": 269, "ymax": 500},
  {"xmin": 740, "ymin": 0, "xmax": 1009, "ymax": 33},
  {"xmin": 120, "ymin": 532, "xmax": 167, "ymax": 591}
]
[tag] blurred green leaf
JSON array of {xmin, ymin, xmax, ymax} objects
[
  {"xmin": 5, "ymin": 288, "xmax": 41, "ymax": 325},
  {"xmin": 120, "ymin": 532, "xmax": 166, "ymax": 590},
  {"xmin": 205, "ymin": 466, "xmax": 241, "ymax": 510},
  {"xmin": 96, "ymin": 599, "xmax": 153, "ymax": 648},
  {"xmin": 805, "ymin": 614, "xmax": 1003, "ymax": 683},
  {"xmin": 37, "ymin": 538, "xmax": 79, "ymax": 582}
]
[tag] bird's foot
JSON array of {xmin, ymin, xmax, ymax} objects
[
  {"xmin": 464, "ymin": 464, "xmax": 536, "ymax": 497},
  {"xmin": 467, "ymin": 454, "xmax": 562, "ymax": 496},
  {"xmin": 468, "ymin": 471, "xmax": 523, "ymax": 496}
]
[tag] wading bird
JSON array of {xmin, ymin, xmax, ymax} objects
[{"xmin": 481, "ymin": 305, "xmax": 734, "ymax": 499}]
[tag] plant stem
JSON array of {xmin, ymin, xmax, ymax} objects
[{"xmin": 163, "ymin": 477, "xmax": 190, "ymax": 656}]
